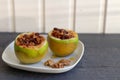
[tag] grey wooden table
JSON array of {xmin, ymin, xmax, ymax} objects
[{"xmin": 0, "ymin": 33, "xmax": 120, "ymax": 80}]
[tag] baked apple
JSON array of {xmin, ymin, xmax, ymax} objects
[
  {"xmin": 14, "ymin": 32, "xmax": 48, "ymax": 64},
  {"xmin": 48, "ymin": 28, "xmax": 78, "ymax": 57}
]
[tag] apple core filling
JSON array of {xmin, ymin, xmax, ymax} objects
[
  {"xmin": 51, "ymin": 28, "xmax": 75, "ymax": 40},
  {"xmin": 16, "ymin": 33, "xmax": 45, "ymax": 47}
]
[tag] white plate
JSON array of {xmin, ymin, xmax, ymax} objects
[{"xmin": 2, "ymin": 39, "xmax": 84, "ymax": 73}]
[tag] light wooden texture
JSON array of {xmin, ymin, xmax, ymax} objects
[
  {"xmin": 14, "ymin": 0, "xmax": 44, "ymax": 32},
  {"xmin": 105, "ymin": 0, "xmax": 120, "ymax": 33},
  {"xmin": 45, "ymin": 0, "xmax": 74, "ymax": 32},
  {"xmin": 75, "ymin": 0, "xmax": 105, "ymax": 33},
  {"xmin": 1, "ymin": 0, "xmax": 120, "ymax": 33},
  {"xmin": 0, "ymin": 0, "xmax": 13, "ymax": 32}
]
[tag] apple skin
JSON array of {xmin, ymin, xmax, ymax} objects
[
  {"xmin": 14, "ymin": 38, "xmax": 48, "ymax": 64},
  {"xmin": 48, "ymin": 32, "xmax": 79, "ymax": 57}
]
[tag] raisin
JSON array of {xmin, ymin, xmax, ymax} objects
[
  {"xmin": 54, "ymin": 28, "xmax": 59, "ymax": 30},
  {"xmin": 35, "ymin": 33, "xmax": 39, "ymax": 36}
]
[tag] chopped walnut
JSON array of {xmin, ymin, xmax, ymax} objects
[
  {"xmin": 51, "ymin": 28, "xmax": 75, "ymax": 40},
  {"xmin": 52, "ymin": 63, "xmax": 64, "ymax": 68},
  {"xmin": 44, "ymin": 59, "xmax": 55, "ymax": 67},
  {"xmin": 59, "ymin": 59, "xmax": 71, "ymax": 66},
  {"xmin": 16, "ymin": 32, "xmax": 45, "ymax": 47},
  {"xmin": 44, "ymin": 59, "xmax": 71, "ymax": 68}
]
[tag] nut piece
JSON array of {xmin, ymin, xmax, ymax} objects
[
  {"xmin": 59, "ymin": 59, "xmax": 71, "ymax": 66},
  {"xmin": 44, "ymin": 59, "xmax": 55, "ymax": 67},
  {"xmin": 52, "ymin": 63, "xmax": 64, "ymax": 68},
  {"xmin": 44, "ymin": 59, "xmax": 71, "ymax": 68}
]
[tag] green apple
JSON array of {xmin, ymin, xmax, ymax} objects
[
  {"xmin": 48, "ymin": 30, "xmax": 79, "ymax": 57},
  {"xmin": 14, "ymin": 33, "xmax": 48, "ymax": 64}
]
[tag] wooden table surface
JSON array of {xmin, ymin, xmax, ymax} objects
[{"xmin": 0, "ymin": 33, "xmax": 120, "ymax": 80}]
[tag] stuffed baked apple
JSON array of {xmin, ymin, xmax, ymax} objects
[
  {"xmin": 14, "ymin": 32, "xmax": 48, "ymax": 64},
  {"xmin": 48, "ymin": 28, "xmax": 78, "ymax": 57}
]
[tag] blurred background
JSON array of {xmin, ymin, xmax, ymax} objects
[{"xmin": 0, "ymin": 0, "xmax": 119, "ymax": 33}]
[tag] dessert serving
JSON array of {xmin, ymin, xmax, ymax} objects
[
  {"xmin": 48, "ymin": 28, "xmax": 79, "ymax": 57},
  {"xmin": 2, "ymin": 27, "xmax": 84, "ymax": 73},
  {"xmin": 14, "ymin": 32, "xmax": 48, "ymax": 64}
]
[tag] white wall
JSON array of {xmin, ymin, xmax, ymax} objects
[
  {"xmin": 105, "ymin": 0, "xmax": 120, "ymax": 33},
  {"xmin": 0, "ymin": 0, "xmax": 119, "ymax": 33}
]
